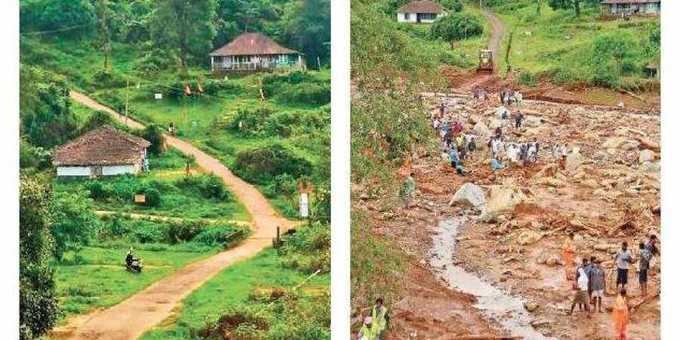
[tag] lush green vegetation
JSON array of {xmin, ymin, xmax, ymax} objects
[
  {"xmin": 141, "ymin": 223, "xmax": 330, "ymax": 340},
  {"xmin": 490, "ymin": 0, "xmax": 660, "ymax": 90}
]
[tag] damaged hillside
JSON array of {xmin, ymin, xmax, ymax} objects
[{"xmin": 351, "ymin": 0, "xmax": 660, "ymax": 339}]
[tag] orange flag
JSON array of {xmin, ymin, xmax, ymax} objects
[{"xmin": 184, "ymin": 84, "xmax": 192, "ymax": 96}]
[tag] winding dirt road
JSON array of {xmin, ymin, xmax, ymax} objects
[
  {"xmin": 52, "ymin": 91, "xmax": 297, "ymax": 340},
  {"xmin": 457, "ymin": 7, "xmax": 506, "ymax": 91}
]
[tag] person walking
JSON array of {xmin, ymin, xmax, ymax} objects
[
  {"xmin": 638, "ymin": 242, "xmax": 652, "ymax": 297},
  {"xmin": 615, "ymin": 242, "xmax": 634, "ymax": 291},
  {"xmin": 562, "ymin": 233, "xmax": 576, "ymax": 280},
  {"xmin": 401, "ymin": 172, "xmax": 416, "ymax": 209},
  {"xmin": 612, "ymin": 289, "xmax": 630, "ymax": 340},
  {"xmin": 589, "ymin": 258, "xmax": 606, "ymax": 313}
]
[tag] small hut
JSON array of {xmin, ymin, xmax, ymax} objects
[{"xmin": 397, "ymin": 0, "xmax": 446, "ymax": 23}]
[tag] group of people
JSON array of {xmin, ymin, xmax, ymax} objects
[
  {"xmin": 433, "ymin": 111, "xmax": 478, "ymax": 177},
  {"xmin": 563, "ymin": 233, "xmax": 659, "ymax": 339},
  {"xmin": 357, "ymin": 298, "xmax": 389, "ymax": 340}
]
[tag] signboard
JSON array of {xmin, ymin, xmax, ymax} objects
[
  {"xmin": 299, "ymin": 193, "xmax": 309, "ymax": 218},
  {"xmin": 154, "ymin": 93, "xmax": 163, "ymax": 100},
  {"xmin": 134, "ymin": 194, "xmax": 146, "ymax": 204}
]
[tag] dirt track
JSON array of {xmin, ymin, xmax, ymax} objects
[{"xmin": 52, "ymin": 91, "xmax": 297, "ymax": 340}]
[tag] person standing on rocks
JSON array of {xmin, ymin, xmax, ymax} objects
[
  {"xmin": 589, "ymin": 258, "xmax": 606, "ymax": 313},
  {"xmin": 615, "ymin": 241, "xmax": 634, "ymax": 291},
  {"xmin": 568, "ymin": 266, "xmax": 590, "ymax": 315},
  {"xmin": 612, "ymin": 289, "xmax": 630, "ymax": 340},
  {"xmin": 371, "ymin": 298, "xmax": 388, "ymax": 339},
  {"xmin": 562, "ymin": 233, "xmax": 576, "ymax": 280},
  {"xmin": 514, "ymin": 110, "xmax": 524, "ymax": 129},
  {"xmin": 401, "ymin": 172, "xmax": 416, "ymax": 209},
  {"xmin": 638, "ymin": 241, "xmax": 652, "ymax": 297}
]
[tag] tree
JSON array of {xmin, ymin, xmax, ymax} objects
[
  {"xmin": 50, "ymin": 191, "xmax": 100, "ymax": 261},
  {"xmin": 548, "ymin": 0, "xmax": 582, "ymax": 16},
  {"xmin": 20, "ymin": 176, "xmax": 59, "ymax": 339},
  {"xmin": 140, "ymin": 124, "xmax": 165, "ymax": 155},
  {"xmin": 430, "ymin": 13, "xmax": 484, "ymax": 48},
  {"xmin": 93, "ymin": 0, "xmax": 113, "ymax": 70},
  {"xmin": 150, "ymin": 0, "xmax": 218, "ymax": 70},
  {"xmin": 440, "ymin": 0, "xmax": 464, "ymax": 12},
  {"xmin": 282, "ymin": 0, "xmax": 331, "ymax": 68},
  {"xmin": 20, "ymin": 66, "xmax": 79, "ymax": 148}
]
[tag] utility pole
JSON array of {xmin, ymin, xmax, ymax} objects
[{"xmin": 125, "ymin": 78, "xmax": 129, "ymax": 124}]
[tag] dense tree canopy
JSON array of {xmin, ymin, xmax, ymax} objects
[
  {"xmin": 430, "ymin": 13, "xmax": 484, "ymax": 47},
  {"xmin": 20, "ymin": 176, "xmax": 59, "ymax": 340}
]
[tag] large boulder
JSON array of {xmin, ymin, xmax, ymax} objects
[
  {"xmin": 479, "ymin": 185, "xmax": 526, "ymax": 222},
  {"xmin": 639, "ymin": 149, "xmax": 655, "ymax": 164},
  {"xmin": 449, "ymin": 183, "xmax": 486, "ymax": 209},
  {"xmin": 524, "ymin": 115, "xmax": 543, "ymax": 128},
  {"xmin": 565, "ymin": 149, "xmax": 584, "ymax": 172},
  {"xmin": 472, "ymin": 121, "xmax": 491, "ymax": 139}
]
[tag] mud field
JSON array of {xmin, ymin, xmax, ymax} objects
[{"xmin": 355, "ymin": 87, "xmax": 660, "ymax": 339}]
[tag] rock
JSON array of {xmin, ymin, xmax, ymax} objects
[
  {"xmin": 545, "ymin": 255, "xmax": 562, "ymax": 267},
  {"xmin": 639, "ymin": 149, "xmax": 655, "ymax": 163},
  {"xmin": 517, "ymin": 230, "xmax": 543, "ymax": 245},
  {"xmin": 449, "ymin": 183, "xmax": 486, "ymax": 208},
  {"xmin": 472, "ymin": 121, "xmax": 491, "ymax": 139},
  {"xmin": 524, "ymin": 302, "xmax": 540, "ymax": 312},
  {"xmin": 565, "ymin": 150, "xmax": 584, "ymax": 172},
  {"xmin": 641, "ymin": 161, "xmax": 660, "ymax": 173},
  {"xmin": 524, "ymin": 115, "xmax": 543, "ymax": 128},
  {"xmin": 602, "ymin": 137, "xmax": 626, "ymax": 149},
  {"xmin": 479, "ymin": 185, "xmax": 526, "ymax": 222}
]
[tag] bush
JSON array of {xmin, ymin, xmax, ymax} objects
[
  {"xmin": 138, "ymin": 124, "xmax": 164, "ymax": 155},
  {"xmin": 91, "ymin": 70, "xmax": 127, "ymax": 89},
  {"xmin": 227, "ymin": 107, "xmax": 274, "ymax": 136},
  {"xmin": 440, "ymin": 0, "xmax": 463, "ymax": 12},
  {"xmin": 79, "ymin": 110, "xmax": 115, "ymax": 134},
  {"xmin": 198, "ymin": 175, "xmax": 230, "ymax": 201},
  {"xmin": 275, "ymin": 83, "xmax": 331, "ymax": 106},
  {"xmin": 132, "ymin": 221, "xmax": 164, "ymax": 243},
  {"xmin": 430, "ymin": 13, "xmax": 484, "ymax": 44},
  {"xmin": 193, "ymin": 225, "xmax": 247, "ymax": 247},
  {"xmin": 233, "ymin": 144, "xmax": 312, "ymax": 185},
  {"xmin": 138, "ymin": 187, "xmax": 161, "ymax": 207},
  {"xmin": 518, "ymin": 71, "xmax": 537, "ymax": 87},
  {"xmin": 166, "ymin": 221, "xmax": 203, "ymax": 244}
]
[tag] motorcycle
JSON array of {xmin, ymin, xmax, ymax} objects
[{"xmin": 126, "ymin": 257, "xmax": 143, "ymax": 273}]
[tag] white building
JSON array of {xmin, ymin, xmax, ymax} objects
[
  {"xmin": 209, "ymin": 32, "xmax": 305, "ymax": 73},
  {"xmin": 397, "ymin": 0, "xmax": 446, "ymax": 24},
  {"xmin": 53, "ymin": 125, "xmax": 151, "ymax": 178},
  {"xmin": 601, "ymin": 0, "xmax": 661, "ymax": 16}
]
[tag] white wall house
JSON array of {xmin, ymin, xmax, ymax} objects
[
  {"xmin": 397, "ymin": 0, "xmax": 446, "ymax": 23},
  {"xmin": 601, "ymin": 0, "xmax": 661, "ymax": 16},
  {"xmin": 210, "ymin": 32, "xmax": 305, "ymax": 73},
  {"xmin": 53, "ymin": 125, "xmax": 151, "ymax": 178}
]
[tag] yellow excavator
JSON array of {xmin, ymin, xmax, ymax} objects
[{"xmin": 477, "ymin": 49, "xmax": 494, "ymax": 74}]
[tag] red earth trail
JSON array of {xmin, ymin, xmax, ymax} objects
[
  {"xmin": 457, "ymin": 7, "xmax": 507, "ymax": 92},
  {"xmin": 51, "ymin": 91, "xmax": 299, "ymax": 340}
]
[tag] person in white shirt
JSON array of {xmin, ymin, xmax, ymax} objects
[{"xmin": 568, "ymin": 264, "xmax": 591, "ymax": 315}]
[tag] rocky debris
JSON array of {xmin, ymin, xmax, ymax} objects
[
  {"xmin": 524, "ymin": 302, "xmax": 540, "ymax": 312},
  {"xmin": 515, "ymin": 229, "xmax": 543, "ymax": 246},
  {"xmin": 479, "ymin": 185, "xmax": 526, "ymax": 222},
  {"xmin": 449, "ymin": 183, "xmax": 486, "ymax": 209}
]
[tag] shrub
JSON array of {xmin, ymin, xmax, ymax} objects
[
  {"xmin": 227, "ymin": 107, "xmax": 274, "ymax": 136},
  {"xmin": 198, "ymin": 175, "xmax": 230, "ymax": 201},
  {"xmin": 518, "ymin": 71, "xmax": 537, "ymax": 87},
  {"xmin": 430, "ymin": 13, "xmax": 484, "ymax": 44},
  {"xmin": 166, "ymin": 221, "xmax": 203, "ymax": 244},
  {"xmin": 193, "ymin": 225, "xmax": 247, "ymax": 247},
  {"xmin": 233, "ymin": 144, "xmax": 312, "ymax": 185},
  {"xmin": 275, "ymin": 83, "xmax": 331, "ymax": 106},
  {"xmin": 132, "ymin": 221, "xmax": 164, "ymax": 243},
  {"xmin": 79, "ymin": 110, "xmax": 115, "ymax": 134},
  {"xmin": 138, "ymin": 124, "xmax": 164, "ymax": 155},
  {"xmin": 91, "ymin": 70, "xmax": 127, "ymax": 89},
  {"xmin": 85, "ymin": 181, "xmax": 110, "ymax": 200},
  {"xmin": 440, "ymin": 0, "xmax": 463, "ymax": 12},
  {"xmin": 138, "ymin": 187, "xmax": 161, "ymax": 207}
]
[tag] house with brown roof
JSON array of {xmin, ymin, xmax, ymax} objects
[
  {"xmin": 397, "ymin": 0, "xmax": 446, "ymax": 23},
  {"xmin": 53, "ymin": 125, "xmax": 151, "ymax": 177},
  {"xmin": 601, "ymin": 0, "xmax": 660, "ymax": 16},
  {"xmin": 209, "ymin": 32, "xmax": 305, "ymax": 73}
]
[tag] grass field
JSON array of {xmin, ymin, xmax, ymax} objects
[
  {"xmin": 54, "ymin": 242, "xmax": 220, "ymax": 320},
  {"xmin": 491, "ymin": 2, "xmax": 660, "ymax": 89},
  {"xmin": 141, "ymin": 248, "xmax": 330, "ymax": 339}
]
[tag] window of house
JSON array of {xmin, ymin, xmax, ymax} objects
[{"xmin": 404, "ymin": 13, "xmax": 410, "ymax": 20}]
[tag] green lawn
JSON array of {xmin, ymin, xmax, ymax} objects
[
  {"xmin": 141, "ymin": 248, "xmax": 330, "ymax": 339},
  {"xmin": 54, "ymin": 242, "xmax": 220, "ymax": 321}
]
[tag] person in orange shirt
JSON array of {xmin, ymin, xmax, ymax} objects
[
  {"xmin": 612, "ymin": 289, "xmax": 630, "ymax": 340},
  {"xmin": 562, "ymin": 232, "xmax": 576, "ymax": 280}
]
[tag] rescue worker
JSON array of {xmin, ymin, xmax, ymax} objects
[
  {"xmin": 401, "ymin": 172, "xmax": 416, "ymax": 209},
  {"xmin": 357, "ymin": 317, "xmax": 377, "ymax": 340},
  {"xmin": 371, "ymin": 298, "xmax": 388, "ymax": 339}
]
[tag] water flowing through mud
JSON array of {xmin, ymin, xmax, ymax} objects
[{"xmin": 429, "ymin": 218, "xmax": 551, "ymax": 340}]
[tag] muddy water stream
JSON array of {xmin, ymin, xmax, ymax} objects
[{"xmin": 429, "ymin": 218, "xmax": 551, "ymax": 340}]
